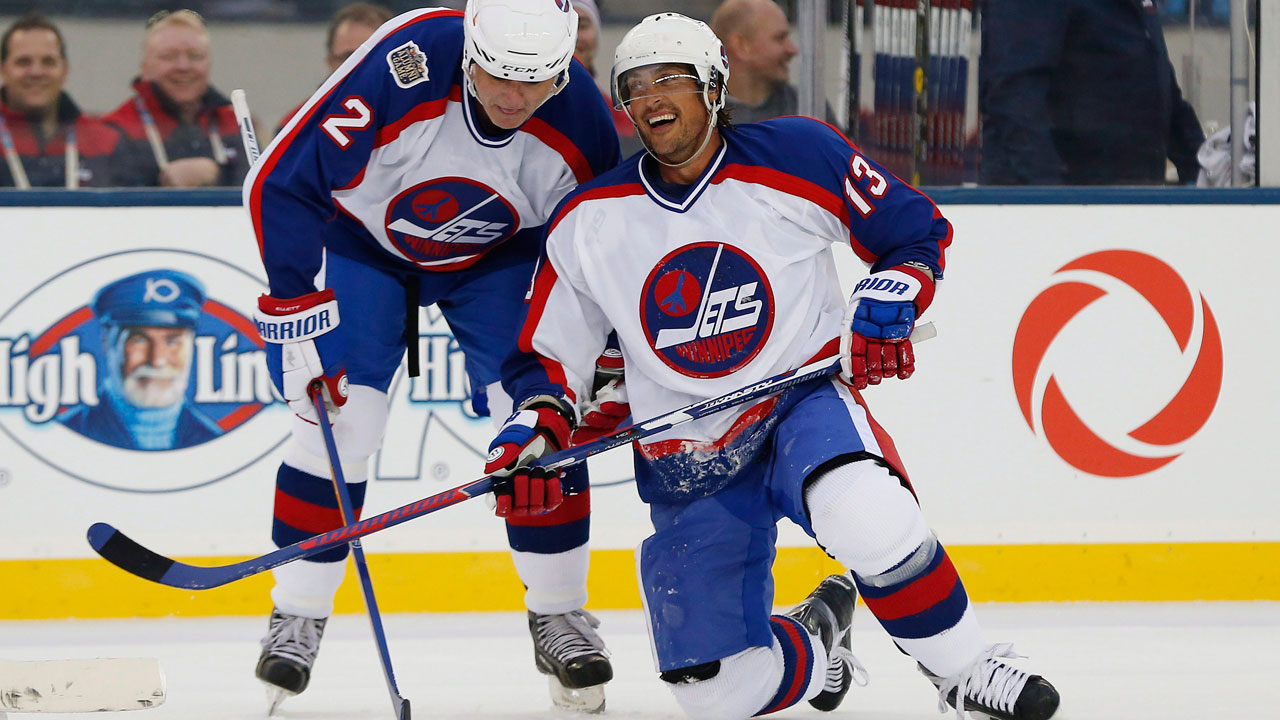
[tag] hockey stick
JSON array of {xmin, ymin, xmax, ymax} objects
[
  {"xmin": 88, "ymin": 323, "xmax": 935, "ymax": 590},
  {"xmin": 230, "ymin": 87, "xmax": 407, "ymax": 719},
  {"xmin": 0, "ymin": 658, "xmax": 165, "ymax": 712},
  {"xmin": 309, "ymin": 386, "xmax": 410, "ymax": 720},
  {"xmin": 229, "ymin": 89, "xmax": 261, "ymax": 164}
]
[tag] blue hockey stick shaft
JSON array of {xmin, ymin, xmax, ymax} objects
[
  {"xmin": 311, "ymin": 386, "xmax": 409, "ymax": 720},
  {"xmin": 87, "ymin": 323, "xmax": 934, "ymax": 590}
]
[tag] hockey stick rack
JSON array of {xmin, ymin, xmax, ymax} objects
[{"xmin": 88, "ymin": 323, "xmax": 935, "ymax": 590}]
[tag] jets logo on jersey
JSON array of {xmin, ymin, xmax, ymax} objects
[
  {"xmin": 640, "ymin": 242, "xmax": 774, "ymax": 378},
  {"xmin": 385, "ymin": 178, "xmax": 519, "ymax": 266}
]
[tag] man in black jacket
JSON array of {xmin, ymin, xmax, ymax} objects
[{"xmin": 979, "ymin": 0, "xmax": 1205, "ymax": 185}]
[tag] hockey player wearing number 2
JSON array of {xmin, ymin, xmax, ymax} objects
[
  {"xmin": 490, "ymin": 13, "xmax": 1061, "ymax": 720},
  {"xmin": 243, "ymin": 1, "xmax": 620, "ymax": 714}
]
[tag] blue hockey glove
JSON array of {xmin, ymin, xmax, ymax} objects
[
  {"xmin": 255, "ymin": 289, "xmax": 348, "ymax": 424},
  {"xmin": 839, "ymin": 266, "xmax": 933, "ymax": 390},
  {"xmin": 485, "ymin": 395, "xmax": 574, "ymax": 517}
]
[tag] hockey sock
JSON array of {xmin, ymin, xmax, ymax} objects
[
  {"xmin": 805, "ymin": 460, "xmax": 985, "ymax": 678},
  {"xmin": 271, "ymin": 463, "xmax": 367, "ymax": 563},
  {"xmin": 756, "ymin": 616, "xmax": 825, "ymax": 715},
  {"xmin": 506, "ymin": 466, "xmax": 591, "ymax": 613}
]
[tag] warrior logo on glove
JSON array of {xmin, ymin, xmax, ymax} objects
[{"xmin": 641, "ymin": 242, "xmax": 774, "ymax": 378}]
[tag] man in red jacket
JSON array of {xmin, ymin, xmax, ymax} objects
[
  {"xmin": 102, "ymin": 9, "xmax": 249, "ymax": 187},
  {"xmin": 0, "ymin": 13, "xmax": 127, "ymax": 188}
]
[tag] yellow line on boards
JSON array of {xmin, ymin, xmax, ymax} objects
[{"xmin": 2, "ymin": 542, "xmax": 1276, "ymax": 620}]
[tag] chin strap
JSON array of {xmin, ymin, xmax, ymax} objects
[{"xmin": 649, "ymin": 114, "xmax": 718, "ymax": 170}]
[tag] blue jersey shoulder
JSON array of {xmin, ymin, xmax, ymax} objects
[
  {"xmin": 360, "ymin": 10, "xmax": 466, "ymax": 102},
  {"xmin": 723, "ymin": 116, "xmax": 853, "ymax": 187},
  {"xmin": 532, "ymin": 59, "xmax": 622, "ymax": 178}
]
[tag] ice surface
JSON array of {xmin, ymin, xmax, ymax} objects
[{"xmin": 1, "ymin": 602, "xmax": 1276, "ymax": 719}]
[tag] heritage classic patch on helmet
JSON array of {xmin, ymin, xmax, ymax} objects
[
  {"xmin": 384, "ymin": 177, "xmax": 519, "ymax": 265},
  {"xmin": 387, "ymin": 40, "xmax": 429, "ymax": 89},
  {"xmin": 640, "ymin": 242, "xmax": 774, "ymax": 378}
]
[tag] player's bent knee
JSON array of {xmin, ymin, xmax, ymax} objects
[
  {"xmin": 662, "ymin": 646, "xmax": 781, "ymax": 720},
  {"xmin": 290, "ymin": 384, "xmax": 390, "ymax": 463},
  {"xmin": 804, "ymin": 459, "xmax": 930, "ymax": 576}
]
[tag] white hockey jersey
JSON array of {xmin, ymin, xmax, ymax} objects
[
  {"xmin": 506, "ymin": 117, "xmax": 952, "ymax": 455},
  {"xmin": 243, "ymin": 7, "xmax": 619, "ymax": 299}
]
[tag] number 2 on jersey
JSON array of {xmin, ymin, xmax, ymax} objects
[
  {"xmin": 844, "ymin": 153, "xmax": 888, "ymax": 218},
  {"xmin": 322, "ymin": 97, "xmax": 373, "ymax": 149}
]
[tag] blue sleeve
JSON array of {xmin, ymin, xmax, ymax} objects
[
  {"xmin": 783, "ymin": 118, "xmax": 951, "ymax": 278},
  {"xmin": 978, "ymin": 0, "xmax": 1068, "ymax": 185},
  {"xmin": 244, "ymin": 10, "xmax": 464, "ymax": 298},
  {"xmin": 537, "ymin": 59, "xmax": 622, "ymax": 181}
]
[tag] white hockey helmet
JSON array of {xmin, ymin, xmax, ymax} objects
[
  {"xmin": 611, "ymin": 13, "xmax": 730, "ymax": 116},
  {"xmin": 463, "ymin": 0, "xmax": 578, "ymax": 92}
]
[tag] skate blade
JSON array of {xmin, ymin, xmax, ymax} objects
[
  {"xmin": 263, "ymin": 683, "xmax": 297, "ymax": 716},
  {"xmin": 548, "ymin": 676, "xmax": 605, "ymax": 714}
]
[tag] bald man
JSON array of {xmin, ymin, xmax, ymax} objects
[{"xmin": 711, "ymin": 0, "xmax": 838, "ymax": 127}]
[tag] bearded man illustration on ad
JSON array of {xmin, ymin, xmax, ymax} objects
[{"xmin": 60, "ymin": 269, "xmax": 223, "ymax": 450}]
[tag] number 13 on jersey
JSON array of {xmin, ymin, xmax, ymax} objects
[{"xmin": 844, "ymin": 153, "xmax": 888, "ymax": 218}]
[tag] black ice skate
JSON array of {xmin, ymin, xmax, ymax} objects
[
  {"xmin": 785, "ymin": 572, "xmax": 869, "ymax": 712},
  {"xmin": 255, "ymin": 608, "xmax": 327, "ymax": 715},
  {"xmin": 921, "ymin": 643, "xmax": 1060, "ymax": 720},
  {"xmin": 528, "ymin": 610, "xmax": 612, "ymax": 713}
]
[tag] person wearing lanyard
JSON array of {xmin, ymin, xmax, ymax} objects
[
  {"xmin": 0, "ymin": 13, "xmax": 125, "ymax": 188},
  {"xmin": 102, "ymin": 9, "xmax": 249, "ymax": 188}
]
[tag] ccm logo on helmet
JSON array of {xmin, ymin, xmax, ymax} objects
[{"xmin": 501, "ymin": 64, "xmax": 539, "ymax": 74}]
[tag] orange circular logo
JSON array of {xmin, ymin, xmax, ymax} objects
[{"xmin": 1011, "ymin": 250, "xmax": 1222, "ymax": 477}]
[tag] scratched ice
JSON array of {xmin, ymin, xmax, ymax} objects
[{"xmin": 3, "ymin": 603, "xmax": 1276, "ymax": 718}]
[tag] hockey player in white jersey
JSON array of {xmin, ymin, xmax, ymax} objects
[
  {"xmin": 244, "ymin": 1, "xmax": 619, "ymax": 713},
  {"xmin": 488, "ymin": 12, "xmax": 1061, "ymax": 720}
]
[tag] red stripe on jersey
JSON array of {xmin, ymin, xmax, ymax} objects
[
  {"xmin": 547, "ymin": 183, "xmax": 645, "ymax": 236},
  {"xmin": 714, "ymin": 164, "xmax": 851, "ymax": 230},
  {"xmin": 518, "ymin": 259, "xmax": 575, "ymax": 404},
  {"xmin": 248, "ymin": 8, "xmax": 464, "ymax": 260},
  {"xmin": 273, "ymin": 487, "xmax": 352, "ymax": 534},
  {"xmin": 931, "ymin": 204, "xmax": 953, "ymax": 274},
  {"xmin": 374, "ymin": 86, "xmax": 461, "ymax": 148},
  {"xmin": 520, "ymin": 116, "xmax": 593, "ymax": 184},
  {"xmin": 860, "ymin": 552, "xmax": 959, "ymax": 621},
  {"xmin": 503, "ymin": 488, "xmax": 590, "ymax": 527},
  {"xmin": 638, "ymin": 397, "xmax": 779, "ymax": 461}
]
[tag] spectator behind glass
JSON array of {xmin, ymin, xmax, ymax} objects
[
  {"xmin": 277, "ymin": 2, "xmax": 393, "ymax": 133},
  {"xmin": 571, "ymin": 0, "xmax": 642, "ymax": 157},
  {"xmin": 979, "ymin": 0, "xmax": 1205, "ymax": 185},
  {"xmin": 711, "ymin": 0, "xmax": 838, "ymax": 127},
  {"xmin": 102, "ymin": 9, "xmax": 249, "ymax": 187},
  {"xmin": 0, "ymin": 14, "xmax": 126, "ymax": 188}
]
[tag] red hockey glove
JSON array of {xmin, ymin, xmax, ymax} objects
[
  {"xmin": 255, "ymin": 290, "xmax": 348, "ymax": 424},
  {"xmin": 485, "ymin": 395, "xmax": 574, "ymax": 517},
  {"xmin": 839, "ymin": 265, "xmax": 934, "ymax": 390},
  {"xmin": 571, "ymin": 347, "xmax": 629, "ymax": 445}
]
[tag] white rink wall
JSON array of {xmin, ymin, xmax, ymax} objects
[{"xmin": 0, "ymin": 200, "xmax": 1276, "ymax": 616}]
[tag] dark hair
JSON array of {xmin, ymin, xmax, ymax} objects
[
  {"xmin": 1, "ymin": 13, "xmax": 66, "ymax": 64},
  {"xmin": 327, "ymin": 2, "xmax": 394, "ymax": 54}
]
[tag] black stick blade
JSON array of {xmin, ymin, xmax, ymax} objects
[{"xmin": 87, "ymin": 523, "xmax": 176, "ymax": 584}]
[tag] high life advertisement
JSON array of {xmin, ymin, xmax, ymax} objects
[{"xmin": 0, "ymin": 202, "xmax": 1277, "ymax": 571}]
